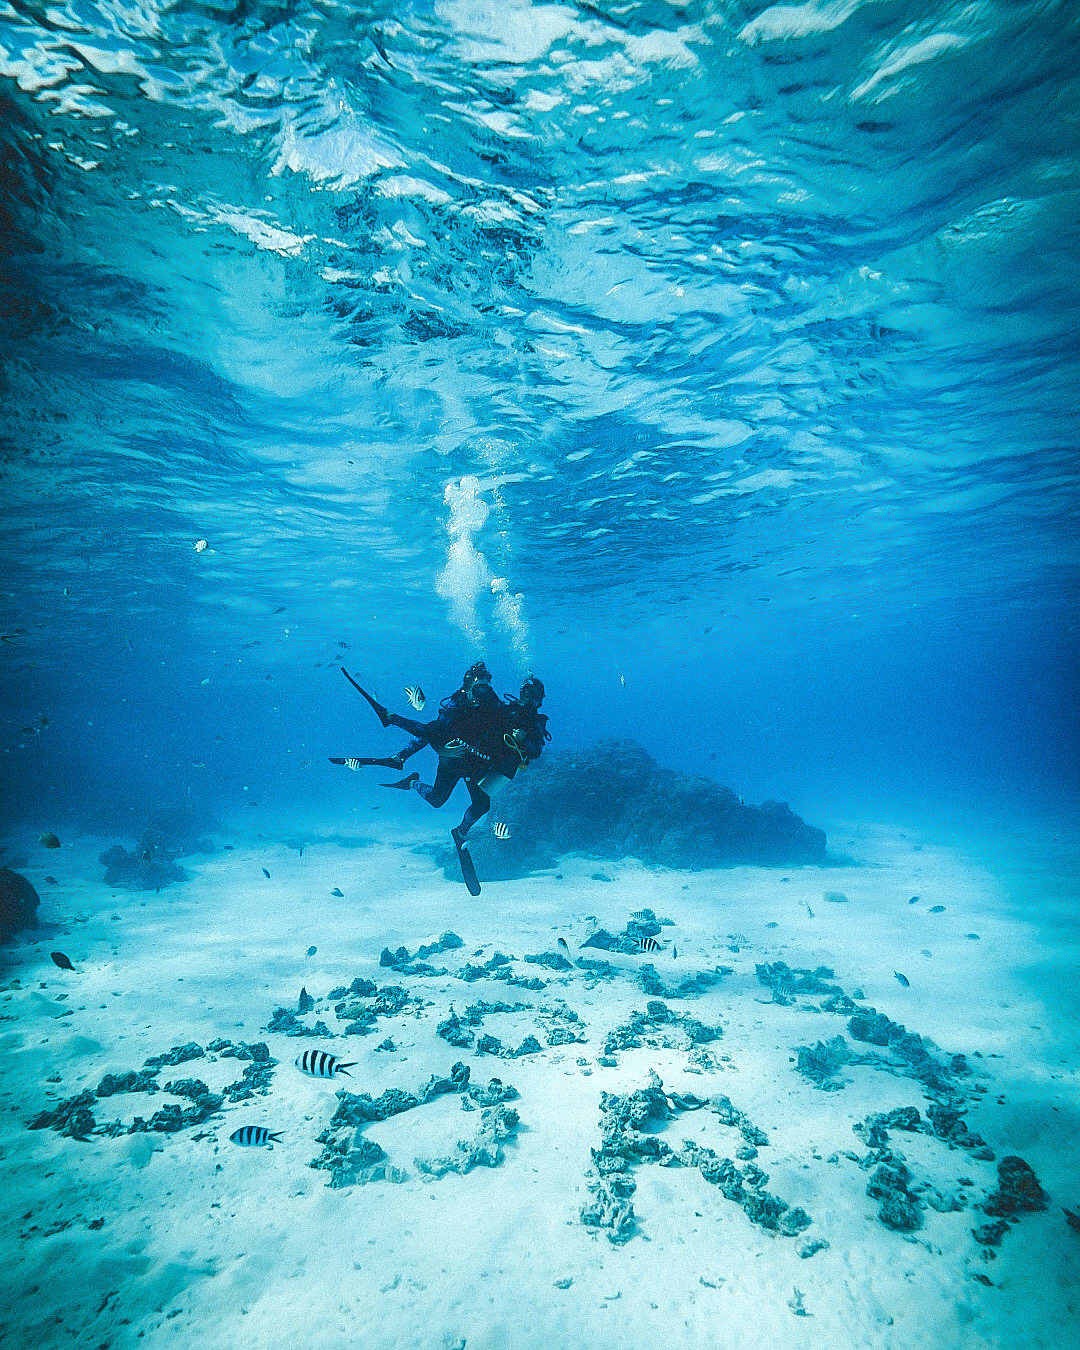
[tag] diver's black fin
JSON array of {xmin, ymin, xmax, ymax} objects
[
  {"xmin": 331, "ymin": 756, "xmax": 406, "ymax": 769},
  {"xmin": 380, "ymin": 772, "xmax": 420, "ymax": 790},
  {"xmin": 452, "ymin": 827, "xmax": 482, "ymax": 897},
  {"xmin": 340, "ymin": 668, "xmax": 391, "ymax": 726}
]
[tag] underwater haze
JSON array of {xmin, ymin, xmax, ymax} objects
[{"xmin": 2, "ymin": 3, "xmax": 1080, "ymax": 1349}]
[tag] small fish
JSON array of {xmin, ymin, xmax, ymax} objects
[
  {"xmin": 672, "ymin": 945, "xmax": 678, "ymax": 960},
  {"xmin": 306, "ymin": 945, "xmax": 318, "ymax": 957},
  {"xmin": 272, "ymin": 605, "xmax": 286, "ymax": 614},
  {"xmin": 20, "ymin": 726, "xmax": 39, "ymax": 736},
  {"xmin": 45, "ymin": 875, "xmax": 57, "ymax": 884},
  {"xmin": 493, "ymin": 821, "xmax": 510, "ymax": 840},
  {"xmin": 330, "ymin": 888, "xmax": 343, "ymax": 897},
  {"xmin": 191, "ymin": 761, "xmax": 205, "ymax": 769},
  {"xmin": 619, "ymin": 674, "xmax": 626, "ymax": 687},
  {"xmin": 229, "ymin": 1125, "xmax": 282, "ymax": 1147},
  {"xmin": 295, "ymin": 1049, "xmax": 355, "ymax": 1079},
  {"xmin": 39, "ymin": 715, "xmax": 48, "ymax": 727},
  {"xmin": 557, "ymin": 937, "xmax": 572, "ymax": 959},
  {"xmin": 194, "ymin": 539, "xmax": 208, "ymax": 552},
  {"xmin": 894, "ymin": 971, "xmax": 910, "ymax": 987},
  {"xmin": 909, "ymin": 896, "xmax": 920, "ymax": 904},
  {"xmin": 805, "ymin": 902, "xmax": 815, "ymax": 918},
  {"xmin": 39, "ymin": 832, "xmax": 61, "ymax": 849},
  {"xmin": 50, "ymin": 952, "xmax": 76, "ymax": 971},
  {"xmin": 635, "ymin": 936, "xmax": 662, "ymax": 954},
  {"xmin": 928, "ymin": 905, "xmax": 945, "ymax": 913},
  {"xmin": 262, "ymin": 868, "xmax": 270, "ymax": 878},
  {"xmin": 405, "ymin": 685, "xmax": 426, "ymax": 711}
]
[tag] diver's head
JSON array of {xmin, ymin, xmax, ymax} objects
[
  {"xmin": 463, "ymin": 661, "xmax": 491, "ymax": 689},
  {"xmin": 520, "ymin": 675, "xmax": 544, "ymax": 708},
  {"xmin": 463, "ymin": 660, "xmax": 496, "ymax": 706}
]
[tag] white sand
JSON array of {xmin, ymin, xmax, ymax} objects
[{"xmin": 2, "ymin": 817, "xmax": 1078, "ymax": 1349}]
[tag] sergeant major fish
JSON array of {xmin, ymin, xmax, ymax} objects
[
  {"xmin": 405, "ymin": 685, "xmax": 425, "ymax": 711},
  {"xmin": 635, "ymin": 936, "xmax": 662, "ymax": 954},
  {"xmin": 492, "ymin": 822, "xmax": 510, "ymax": 840},
  {"xmin": 295, "ymin": 1049, "xmax": 355, "ymax": 1079},
  {"xmin": 229, "ymin": 1125, "xmax": 282, "ymax": 1147}
]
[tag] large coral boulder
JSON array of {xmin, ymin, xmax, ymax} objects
[
  {"xmin": 436, "ymin": 739, "xmax": 826, "ymax": 880},
  {"xmin": 0, "ymin": 868, "xmax": 41, "ymax": 943}
]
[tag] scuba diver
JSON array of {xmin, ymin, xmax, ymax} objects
[
  {"xmin": 331, "ymin": 666, "xmax": 549, "ymax": 894},
  {"xmin": 446, "ymin": 674, "xmax": 549, "ymax": 845}
]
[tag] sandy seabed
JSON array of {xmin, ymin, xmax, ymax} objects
[{"xmin": 2, "ymin": 816, "xmax": 1078, "ymax": 1350}]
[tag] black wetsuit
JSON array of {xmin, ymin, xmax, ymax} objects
[{"xmin": 451, "ymin": 698, "xmax": 550, "ymax": 838}]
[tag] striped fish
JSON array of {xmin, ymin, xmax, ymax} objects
[
  {"xmin": 229, "ymin": 1125, "xmax": 282, "ymax": 1147},
  {"xmin": 493, "ymin": 821, "xmax": 510, "ymax": 840},
  {"xmin": 635, "ymin": 935, "xmax": 662, "ymax": 954},
  {"xmin": 295, "ymin": 1049, "xmax": 355, "ymax": 1079},
  {"xmin": 557, "ymin": 937, "xmax": 572, "ymax": 958},
  {"xmin": 405, "ymin": 685, "xmax": 426, "ymax": 711}
]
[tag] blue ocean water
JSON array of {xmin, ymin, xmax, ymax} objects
[{"xmin": 1, "ymin": 0, "xmax": 1078, "ymax": 833}]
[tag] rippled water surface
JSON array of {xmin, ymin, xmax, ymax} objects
[{"xmin": 1, "ymin": 0, "xmax": 1078, "ymax": 821}]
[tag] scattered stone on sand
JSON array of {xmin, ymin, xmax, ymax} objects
[
  {"xmin": 415, "ymin": 1104, "xmax": 520, "ymax": 1178},
  {"xmin": 267, "ymin": 1006, "xmax": 330, "ymax": 1037},
  {"xmin": 523, "ymin": 950, "xmax": 574, "ymax": 972},
  {"xmin": 867, "ymin": 1160, "xmax": 923, "ymax": 1231},
  {"xmin": 0, "ymin": 867, "xmax": 40, "ymax": 943},
  {"xmin": 982, "ymin": 1156, "xmax": 1047, "ymax": 1226},
  {"xmin": 333, "ymin": 983, "xmax": 419, "ymax": 1036},
  {"xmin": 755, "ymin": 962, "xmax": 859, "ymax": 1013},
  {"xmin": 639, "ymin": 964, "xmax": 732, "ymax": 1000},
  {"xmin": 380, "ymin": 946, "xmax": 447, "ymax": 977},
  {"xmin": 437, "ymin": 1008, "xmax": 475, "ymax": 1049},
  {"xmin": 581, "ymin": 1072, "xmax": 809, "ymax": 1245},
  {"xmin": 795, "ymin": 1036, "xmax": 854, "ymax": 1091},
  {"xmin": 144, "ymin": 1043, "xmax": 205, "ymax": 1069},
  {"xmin": 600, "ymin": 1000, "xmax": 722, "ymax": 1067},
  {"xmin": 846, "ymin": 1009, "xmax": 962, "ymax": 1096},
  {"xmin": 464, "ymin": 1077, "xmax": 519, "ymax": 1108},
  {"xmin": 95, "ymin": 1070, "xmax": 160, "ymax": 1098}
]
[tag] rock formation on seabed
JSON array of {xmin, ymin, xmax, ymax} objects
[{"xmin": 436, "ymin": 739, "xmax": 826, "ymax": 880}]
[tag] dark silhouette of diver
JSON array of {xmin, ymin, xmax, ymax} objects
[
  {"xmin": 446, "ymin": 675, "xmax": 549, "ymax": 846},
  {"xmin": 334, "ymin": 666, "xmax": 549, "ymax": 847}
]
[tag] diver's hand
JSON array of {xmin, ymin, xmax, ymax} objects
[{"xmin": 443, "ymin": 738, "xmax": 491, "ymax": 764}]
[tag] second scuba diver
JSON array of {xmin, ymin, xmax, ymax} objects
[{"xmin": 333, "ymin": 665, "xmax": 549, "ymax": 876}]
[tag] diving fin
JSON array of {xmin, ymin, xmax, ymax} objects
[
  {"xmin": 452, "ymin": 826, "xmax": 482, "ymax": 897},
  {"xmin": 340, "ymin": 668, "xmax": 391, "ymax": 727},
  {"xmin": 380, "ymin": 772, "xmax": 420, "ymax": 790}
]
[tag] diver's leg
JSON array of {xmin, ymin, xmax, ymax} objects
[
  {"xmin": 387, "ymin": 712, "xmax": 431, "ymax": 738},
  {"xmin": 416, "ymin": 759, "xmax": 464, "ymax": 808},
  {"xmin": 454, "ymin": 780, "xmax": 492, "ymax": 841},
  {"xmin": 341, "ymin": 669, "xmax": 392, "ymax": 727},
  {"xmin": 394, "ymin": 734, "xmax": 427, "ymax": 764}
]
